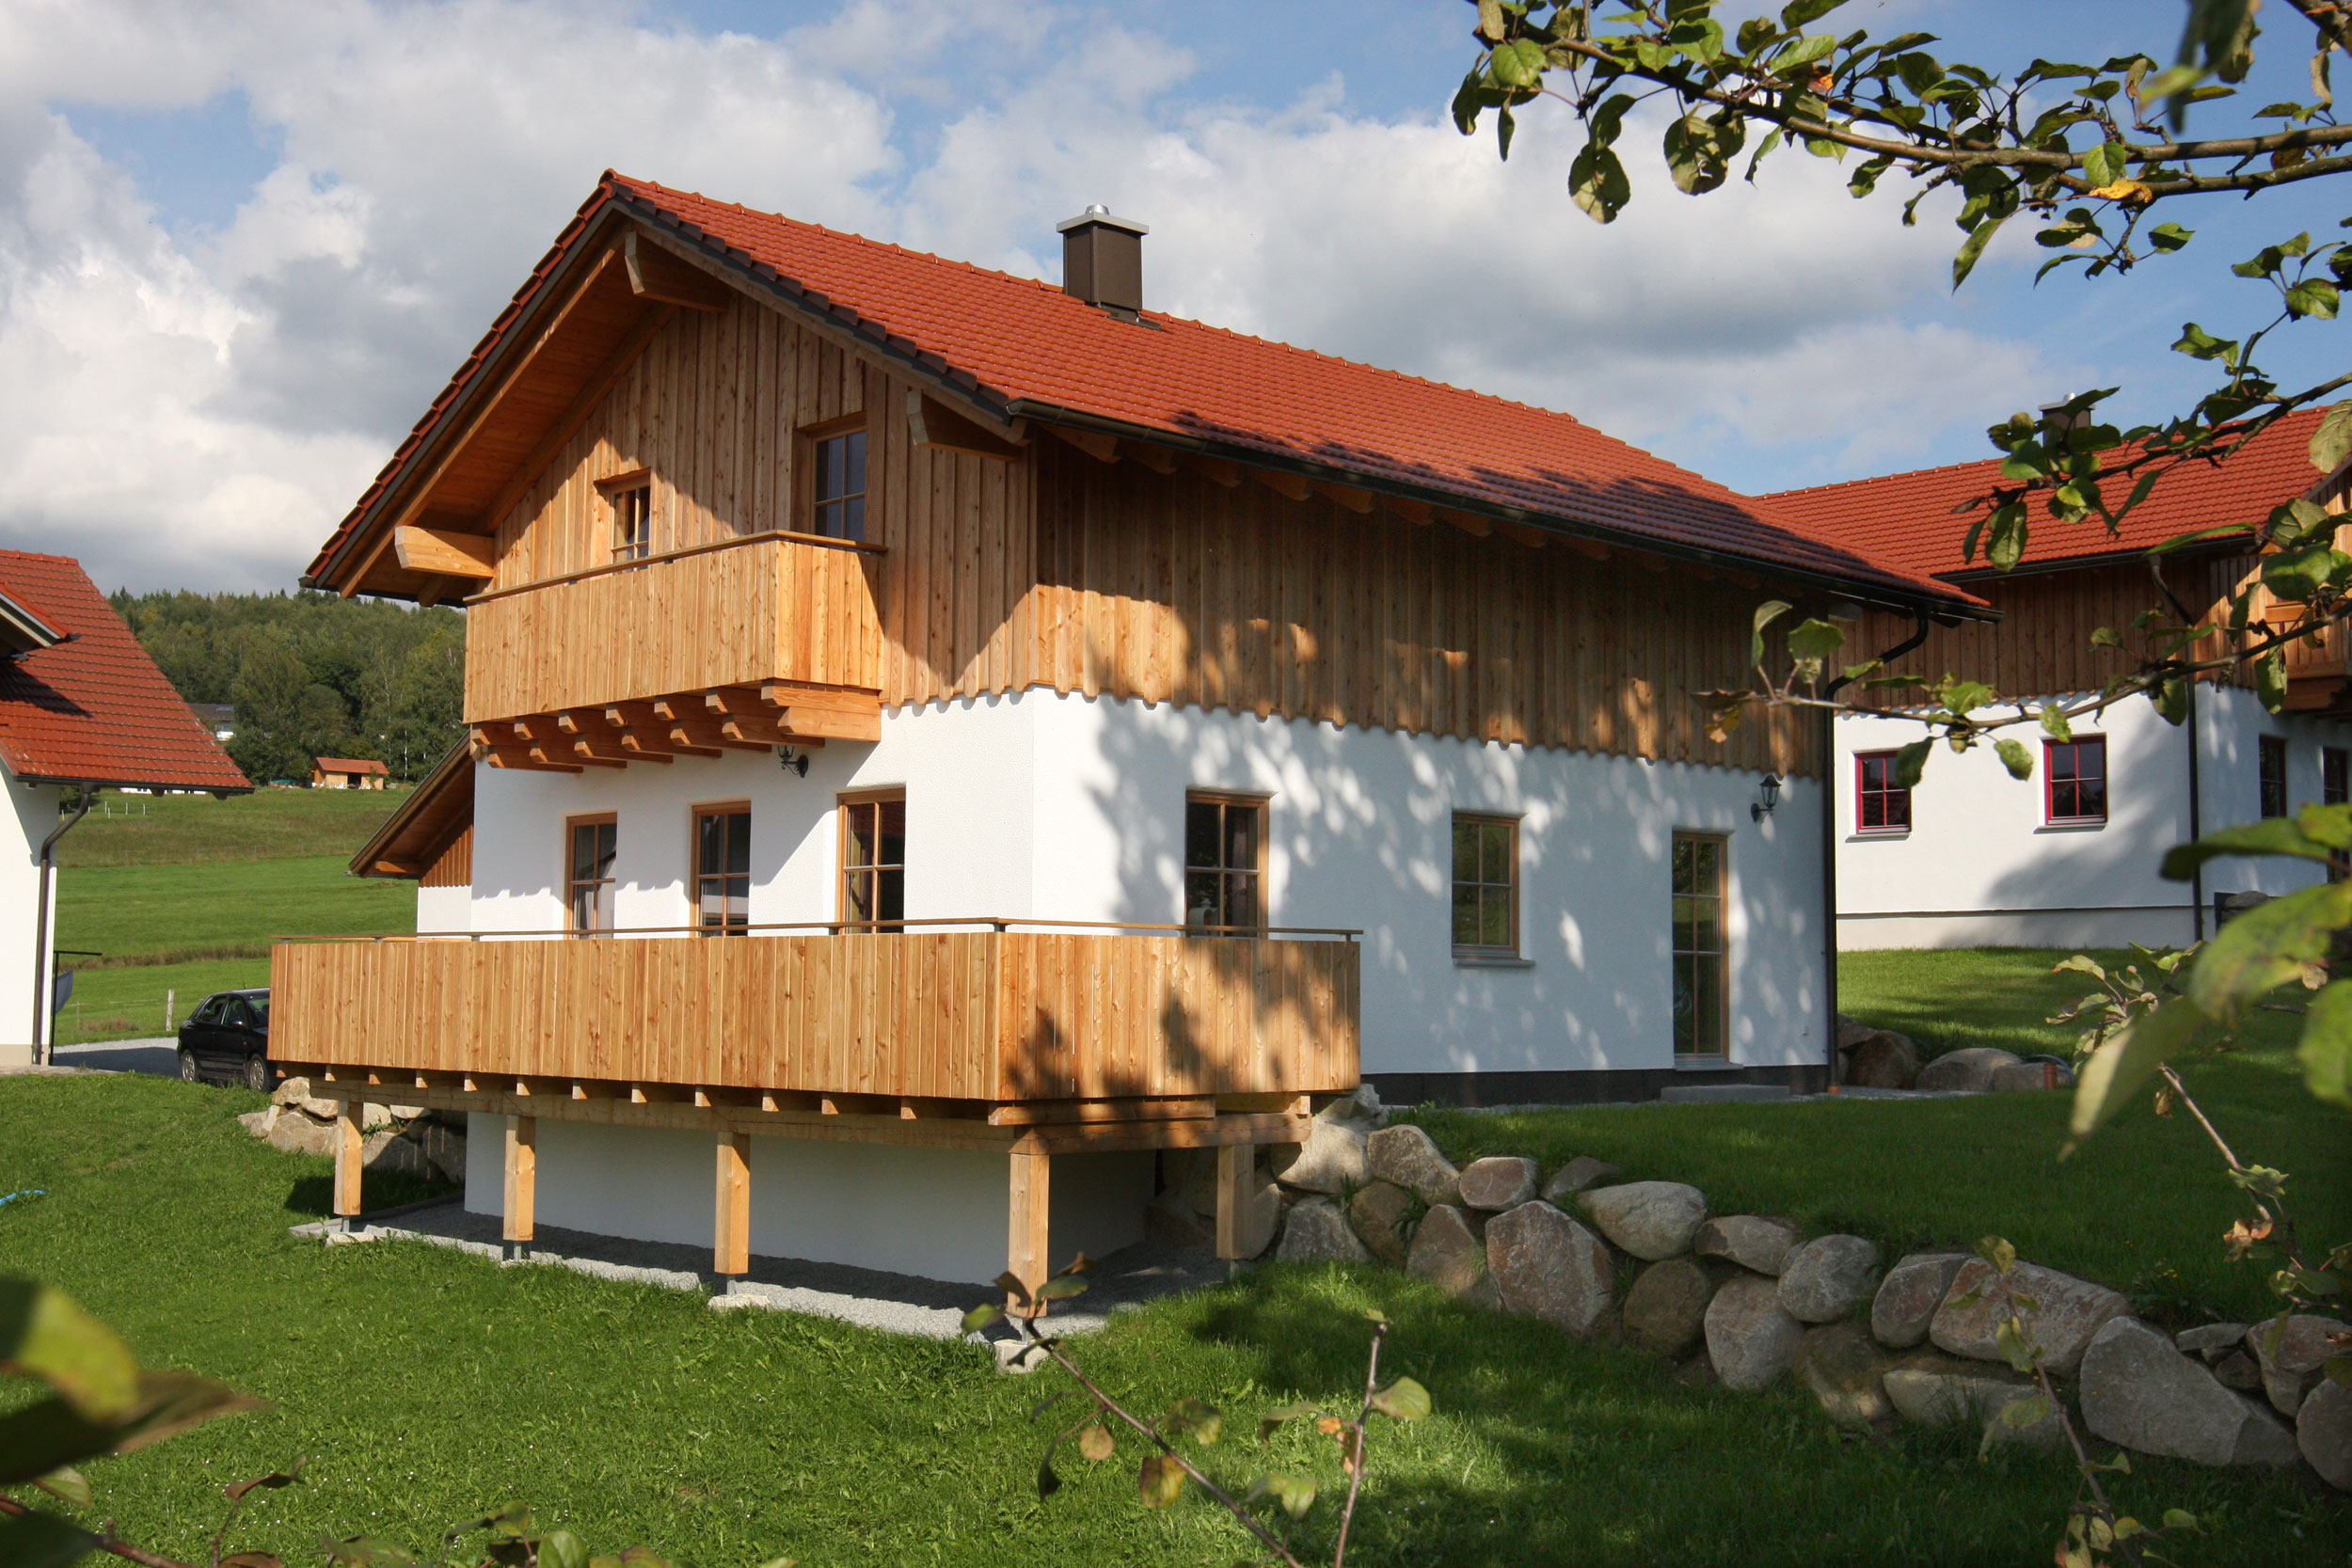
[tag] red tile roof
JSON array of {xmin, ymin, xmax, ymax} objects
[
  {"xmin": 0, "ymin": 551, "xmax": 250, "ymax": 792},
  {"xmin": 308, "ymin": 172, "xmax": 1981, "ymax": 613},
  {"xmin": 314, "ymin": 757, "xmax": 388, "ymax": 774},
  {"xmin": 1767, "ymin": 410, "xmax": 2328, "ymax": 580}
]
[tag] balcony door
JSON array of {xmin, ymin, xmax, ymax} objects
[
  {"xmin": 839, "ymin": 792, "xmax": 905, "ymax": 928},
  {"xmin": 694, "ymin": 804, "xmax": 751, "ymax": 934},
  {"xmin": 567, "ymin": 815, "xmax": 617, "ymax": 934}
]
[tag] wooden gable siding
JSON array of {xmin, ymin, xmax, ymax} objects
[
  {"xmin": 1844, "ymin": 553, "xmax": 2260, "ymax": 707},
  {"xmin": 483, "ymin": 293, "xmax": 1033, "ymax": 709},
  {"xmin": 1024, "ymin": 441, "xmax": 1817, "ymax": 777},
  {"xmin": 421, "ymin": 824, "xmax": 472, "ymax": 888}
]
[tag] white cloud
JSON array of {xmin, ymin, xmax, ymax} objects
[{"xmin": 0, "ymin": 0, "xmax": 2074, "ymax": 592}]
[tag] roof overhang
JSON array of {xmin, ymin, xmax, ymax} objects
[
  {"xmin": 349, "ymin": 739, "xmax": 472, "ymax": 879},
  {"xmin": 0, "ymin": 587, "xmax": 64, "ymax": 658}
]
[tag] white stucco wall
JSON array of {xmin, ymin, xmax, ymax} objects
[
  {"xmin": 466, "ymin": 688, "xmax": 1827, "ymax": 1077},
  {"xmin": 1835, "ymin": 685, "xmax": 2346, "ymax": 950},
  {"xmin": 1, "ymin": 773, "xmax": 63, "ymax": 1067},
  {"xmin": 415, "ymin": 884, "xmax": 470, "ymax": 934}
]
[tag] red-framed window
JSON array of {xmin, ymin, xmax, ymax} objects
[
  {"xmin": 1853, "ymin": 751, "xmax": 1912, "ymax": 834},
  {"xmin": 2044, "ymin": 736, "xmax": 2107, "ymax": 825},
  {"xmin": 2259, "ymin": 735, "xmax": 2290, "ymax": 820}
]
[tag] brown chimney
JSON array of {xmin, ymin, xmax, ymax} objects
[{"xmin": 1057, "ymin": 205, "xmax": 1149, "ymax": 316}]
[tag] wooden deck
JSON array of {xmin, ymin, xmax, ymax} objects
[{"xmin": 275, "ymin": 926, "xmax": 1360, "ymax": 1289}]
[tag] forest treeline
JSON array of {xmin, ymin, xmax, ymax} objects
[{"xmin": 109, "ymin": 589, "xmax": 466, "ymax": 784}]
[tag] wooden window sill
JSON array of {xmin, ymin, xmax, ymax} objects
[{"xmin": 1453, "ymin": 952, "xmax": 1532, "ymax": 968}]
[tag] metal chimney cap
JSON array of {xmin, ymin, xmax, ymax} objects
[{"xmin": 1057, "ymin": 206, "xmax": 1149, "ymax": 236}]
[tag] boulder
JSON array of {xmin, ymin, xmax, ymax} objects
[
  {"xmin": 264, "ymin": 1110, "xmax": 337, "ymax": 1158},
  {"xmin": 1577, "ymin": 1180, "xmax": 1708, "ymax": 1260},
  {"xmin": 1915, "ymin": 1047, "xmax": 2022, "ymax": 1094},
  {"xmin": 1930, "ymin": 1259, "xmax": 2128, "ymax": 1376},
  {"xmin": 1485, "ymin": 1201, "xmax": 1614, "ymax": 1336},
  {"xmin": 1540, "ymin": 1156, "xmax": 1622, "ymax": 1203},
  {"xmin": 1233, "ymin": 1170, "xmax": 1282, "ymax": 1259},
  {"xmin": 1161, "ymin": 1148, "xmax": 1217, "ymax": 1220},
  {"xmin": 270, "ymin": 1077, "xmax": 342, "ymax": 1122},
  {"xmin": 1692, "ymin": 1214, "xmax": 1800, "ymax": 1276},
  {"xmin": 1315, "ymin": 1083, "xmax": 1385, "ymax": 1127},
  {"xmin": 1778, "ymin": 1235, "xmax": 1881, "ymax": 1323},
  {"xmin": 1882, "ymin": 1354, "xmax": 2062, "ymax": 1449},
  {"xmin": 1348, "ymin": 1180, "xmax": 1418, "ymax": 1265},
  {"xmin": 2079, "ymin": 1317, "xmax": 2300, "ymax": 1467},
  {"xmin": 1271, "ymin": 1118, "xmax": 1369, "ymax": 1196},
  {"xmin": 1457, "ymin": 1156, "xmax": 1539, "ymax": 1212},
  {"xmin": 2175, "ymin": 1323, "xmax": 2252, "ymax": 1358},
  {"xmin": 234, "ymin": 1109, "xmax": 270, "ymax": 1138},
  {"xmin": 1835, "ymin": 1013, "xmax": 1876, "ymax": 1052},
  {"xmin": 408, "ymin": 1120, "xmax": 466, "ymax": 1183},
  {"xmin": 1145, "ymin": 1195, "xmax": 1214, "ymax": 1248},
  {"xmin": 1406, "ymin": 1205, "xmax": 1499, "ymax": 1309},
  {"xmin": 2246, "ymin": 1315, "xmax": 2349, "ymax": 1418},
  {"xmin": 2298, "ymin": 1375, "xmax": 2352, "ymax": 1491},
  {"xmin": 1367, "ymin": 1125, "xmax": 1463, "ymax": 1208},
  {"xmin": 1703, "ymin": 1274, "xmax": 1804, "ymax": 1391},
  {"xmin": 1795, "ymin": 1322, "xmax": 1899, "ymax": 1432},
  {"xmin": 1840, "ymin": 1028, "xmax": 1922, "ymax": 1091},
  {"xmin": 360, "ymin": 1128, "xmax": 431, "ymax": 1179},
  {"xmin": 2213, "ymin": 1351, "xmax": 2264, "ymax": 1392},
  {"xmin": 1990, "ymin": 1058, "xmax": 2075, "ymax": 1093},
  {"xmin": 1871, "ymin": 1253, "xmax": 1969, "ymax": 1350},
  {"xmin": 1622, "ymin": 1258, "xmax": 1717, "ymax": 1357},
  {"xmin": 1277, "ymin": 1198, "xmax": 1373, "ymax": 1263}
]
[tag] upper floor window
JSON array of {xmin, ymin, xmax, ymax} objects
[
  {"xmin": 1185, "ymin": 793, "xmax": 1264, "ymax": 934},
  {"xmin": 567, "ymin": 816, "xmax": 617, "ymax": 934},
  {"xmin": 607, "ymin": 475, "xmax": 652, "ymax": 564},
  {"xmin": 2326, "ymin": 747, "xmax": 2347, "ymax": 881},
  {"xmin": 1451, "ymin": 814, "xmax": 1519, "ymax": 958},
  {"xmin": 2045, "ymin": 737, "xmax": 2107, "ymax": 826},
  {"xmin": 1854, "ymin": 751, "xmax": 1912, "ymax": 835},
  {"xmin": 1671, "ymin": 833, "xmax": 1726, "ymax": 1060},
  {"xmin": 839, "ymin": 792, "xmax": 904, "ymax": 928},
  {"xmin": 812, "ymin": 428, "xmax": 867, "ymax": 541},
  {"xmin": 2259, "ymin": 735, "xmax": 2290, "ymax": 820},
  {"xmin": 694, "ymin": 804, "xmax": 751, "ymax": 935}
]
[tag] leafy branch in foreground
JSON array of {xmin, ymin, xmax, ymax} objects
[{"xmin": 962, "ymin": 1257, "xmax": 1431, "ymax": 1566}]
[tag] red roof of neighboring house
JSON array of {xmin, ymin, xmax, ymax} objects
[
  {"xmin": 1767, "ymin": 409, "xmax": 2329, "ymax": 580},
  {"xmin": 306, "ymin": 172, "xmax": 1982, "ymax": 613},
  {"xmin": 314, "ymin": 757, "xmax": 388, "ymax": 774},
  {"xmin": 0, "ymin": 551, "xmax": 249, "ymax": 792}
]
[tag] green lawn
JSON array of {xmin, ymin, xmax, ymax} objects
[
  {"xmin": 0, "ymin": 1073, "xmax": 2341, "ymax": 1568},
  {"xmin": 56, "ymin": 855, "xmax": 417, "ymax": 965},
  {"xmin": 56, "ymin": 785, "xmax": 415, "ymax": 867}
]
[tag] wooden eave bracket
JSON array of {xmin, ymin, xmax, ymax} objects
[
  {"xmin": 394, "ymin": 525, "xmax": 495, "ymax": 579},
  {"xmin": 906, "ymin": 389, "xmax": 1026, "ymax": 460},
  {"xmin": 624, "ymin": 230, "xmax": 735, "ymax": 311},
  {"xmin": 1046, "ymin": 425, "xmax": 1120, "ymax": 463}
]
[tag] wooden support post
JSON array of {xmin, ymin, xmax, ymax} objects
[
  {"xmin": 1216, "ymin": 1142, "xmax": 1257, "ymax": 1260},
  {"xmin": 714, "ymin": 1131, "xmax": 751, "ymax": 1279},
  {"xmin": 502, "ymin": 1115, "xmax": 536, "ymax": 1254},
  {"xmin": 333, "ymin": 1101, "xmax": 365, "ymax": 1228},
  {"xmin": 1008, "ymin": 1148, "xmax": 1051, "ymax": 1308}
]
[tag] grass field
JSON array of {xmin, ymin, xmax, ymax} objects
[
  {"xmin": 56, "ymin": 855, "xmax": 417, "ymax": 962},
  {"xmin": 0, "ymin": 1071, "xmax": 2342, "ymax": 1568},
  {"xmin": 56, "ymin": 785, "xmax": 415, "ymax": 867}
]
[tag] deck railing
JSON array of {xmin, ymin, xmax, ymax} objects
[
  {"xmin": 462, "ymin": 531, "xmax": 883, "ymax": 723},
  {"xmin": 268, "ymin": 924, "xmax": 1361, "ymax": 1105}
]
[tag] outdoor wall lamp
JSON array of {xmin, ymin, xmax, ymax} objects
[
  {"xmin": 1751, "ymin": 771, "xmax": 1781, "ymax": 822},
  {"xmin": 778, "ymin": 746, "xmax": 811, "ymax": 778}
]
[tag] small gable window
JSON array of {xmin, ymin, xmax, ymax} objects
[
  {"xmin": 602, "ymin": 470, "xmax": 653, "ymax": 564},
  {"xmin": 812, "ymin": 429, "xmax": 867, "ymax": 541}
]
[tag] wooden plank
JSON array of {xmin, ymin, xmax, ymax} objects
[
  {"xmin": 714, "ymin": 1131, "xmax": 752, "ymax": 1276},
  {"xmin": 1008, "ymin": 1148, "xmax": 1051, "ymax": 1304},
  {"xmin": 503, "ymin": 1115, "xmax": 536, "ymax": 1246},
  {"xmin": 1215, "ymin": 1142, "xmax": 1255, "ymax": 1259},
  {"xmin": 394, "ymin": 525, "xmax": 496, "ymax": 578},
  {"xmin": 334, "ymin": 1101, "xmax": 364, "ymax": 1221}
]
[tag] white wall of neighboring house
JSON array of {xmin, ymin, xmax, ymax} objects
[
  {"xmin": 1, "ymin": 772, "xmax": 63, "ymax": 1067},
  {"xmin": 1835, "ymin": 685, "xmax": 2346, "ymax": 950}
]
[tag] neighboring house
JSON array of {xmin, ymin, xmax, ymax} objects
[
  {"xmin": 284, "ymin": 172, "xmax": 1978, "ymax": 1287},
  {"xmin": 189, "ymin": 702, "xmax": 235, "ymax": 742},
  {"xmin": 1768, "ymin": 411, "xmax": 2352, "ymax": 951},
  {"xmin": 312, "ymin": 756, "xmax": 389, "ymax": 790},
  {"xmin": 1, "ymin": 551, "xmax": 249, "ymax": 1067}
]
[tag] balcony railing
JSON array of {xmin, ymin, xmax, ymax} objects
[
  {"xmin": 269, "ymin": 922, "xmax": 1360, "ymax": 1108},
  {"xmin": 463, "ymin": 531, "xmax": 882, "ymax": 724}
]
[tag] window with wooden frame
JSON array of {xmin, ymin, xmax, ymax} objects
[
  {"xmin": 693, "ymin": 803, "xmax": 751, "ymax": 935},
  {"xmin": 806, "ymin": 423, "xmax": 868, "ymax": 542},
  {"xmin": 1671, "ymin": 833, "xmax": 1727, "ymax": 1060},
  {"xmin": 838, "ymin": 792, "xmax": 904, "ymax": 928},
  {"xmin": 2259, "ymin": 735, "xmax": 2290, "ymax": 820},
  {"xmin": 2327, "ymin": 747, "xmax": 2348, "ymax": 880},
  {"xmin": 2044, "ymin": 736, "xmax": 2107, "ymax": 825},
  {"xmin": 1184, "ymin": 793, "xmax": 1266, "ymax": 935},
  {"xmin": 1853, "ymin": 751, "xmax": 1912, "ymax": 834},
  {"xmin": 565, "ymin": 815, "xmax": 617, "ymax": 935},
  {"xmin": 600, "ymin": 469, "xmax": 653, "ymax": 564},
  {"xmin": 1451, "ymin": 814, "xmax": 1519, "ymax": 958}
]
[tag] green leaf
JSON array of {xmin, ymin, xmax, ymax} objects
[
  {"xmin": 540, "ymin": 1531, "xmax": 590, "ymax": 1568},
  {"xmin": 1077, "ymin": 1421, "xmax": 1115, "ymax": 1462},
  {"xmin": 2288, "ymin": 278, "xmax": 2342, "ymax": 320},
  {"xmin": 993, "ymin": 1272, "xmax": 1032, "ymax": 1308},
  {"xmin": 0, "ymin": 1512, "xmax": 102, "ymax": 1568},
  {"xmin": 2082, "ymin": 140, "xmax": 2128, "ymax": 190},
  {"xmin": 2312, "ymin": 401, "xmax": 2352, "ymax": 473},
  {"xmin": 1137, "ymin": 1452, "xmax": 1185, "ymax": 1509},
  {"xmin": 2258, "ymin": 648, "xmax": 2288, "ymax": 713},
  {"xmin": 2298, "ymin": 978, "xmax": 2352, "ymax": 1110},
  {"xmin": 1035, "ymin": 1275, "xmax": 1090, "ymax": 1302},
  {"xmin": 322, "ymin": 1539, "xmax": 420, "ymax": 1567},
  {"xmin": 1975, "ymin": 1236, "xmax": 2018, "ymax": 1274},
  {"xmin": 2149, "ymin": 221, "xmax": 2195, "ymax": 252},
  {"xmin": 1953, "ymin": 214, "xmax": 2009, "ymax": 289},
  {"xmin": 1663, "ymin": 113, "xmax": 1742, "ymax": 195},
  {"xmin": 33, "ymin": 1466, "xmax": 91, "ymax": 1508},
  {"xmin": 2162, "ymin": 1508, "xmax": 2201, "ymax": 1531},
  {"xmin": 1780, "ymin": 0, "xmax": 1851, "ymax": 26},
  {"xmin": 2039, "ymin": 704, "xmax": 2074, "ymax": 741},
  {"xmin": 1247, "ymin": 1471, "xmax": 1318, "ymax": 1520},
  {"xmin": 1786, "ymin": 618, "xmax": 1845, "ymax": 665},
  {"xmin": 2172, "ymin": 321, "xmax": 2239, "ymax": 364},
  {"xmin": 1167, "ymin": 1397, "xmax": 1223, "ymax": 1445},
  {"xmin": 1488, "ymin": 39, "xmax": 1547, "ymax": 89},
  {"xmin": 1257, "ymin": 1402, "xmax": 1317, "ymax": 1443},
  {"xmin": 1769, "ymin": 32, "xmax": 1840, "ymax": 75},
  {"xmin": 960, "ymin": 1303, "xmax": 1002, "ymax": 1334},
  {"xmin": 1369, "ymin": 1377, "xmax": 1433, "ymax": 1422},
  {"xmin": 1749, "ymin": 600, "xmax": 1791, "ymax": 669},
  {"xmin": 2064, "ymin": 997, "xmax": 2210, "ymax": 1155},
  {"xmin": 2187, "ymin": 880, "xmax": 2352, "ymax": 1021},
  {"xmin": 1994, "ymin": 737, "xmax": 2033, "ymax": 781},
  {"xmin": 1892, "ymin": 739, "xmax": 1931, "ymax": 790},
  {"xmin": 1985, "ymin": 502, "xmax": 2028, "ymax": 569},
  {"xmin": 0, "ymin": 1370, "xmax": 264, "ymax": 1486},
  {"xmin": 1569, "ymin": 142, "xmax": 1631, "ymax": 223},
  {"xmin": 2161, "ymin": 812, "xmax": 2346, "ymax": 879},
  {"xmin": 0, "ymin": 1281, "xmax": 140, "ymax": 1420},
  {"xmin": 1998, "ymin": 1389, "xmax": 2055, "ymax": 1428},
  {"xmin": 1994, "ymin": 1318, "xmax": 2038, "ymax": 1373},
  {"xmin": 2269, "ymin": 497, "xmax": 2333, "ymax": 546}
]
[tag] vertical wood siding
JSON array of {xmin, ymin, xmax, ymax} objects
[{"xmin": 421, "ymin": 826, "xmax": 472, "ymax": 888}]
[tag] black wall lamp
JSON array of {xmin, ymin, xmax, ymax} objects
[
  {"xmin": 1751, "ymin": 771, "xmax": 1781, "ymax": 822},
  {"xmin": 778, "ymin": 746, "xmax": 811, "ymax": 778}
]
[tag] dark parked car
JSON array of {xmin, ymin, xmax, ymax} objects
[{"xmin": 178, "ymin": 989, "xmax": 273, "ymax": 1091}]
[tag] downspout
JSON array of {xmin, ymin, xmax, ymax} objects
[
  {"xmin": 2186, "ymin": 675, "xmax": 2205, "ymax": 942},
  {"xmin": 1819, "ymin": 610, "xmax": 1933, "ymax": 1091},
  {"xmin": 30, "ymin": 784, "xmax": 94, "ymax": 1066}
]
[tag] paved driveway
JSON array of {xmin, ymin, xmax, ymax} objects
[{"xmin": 50, "ymin": 1038, "xmax": 177, "ymax": 1077}]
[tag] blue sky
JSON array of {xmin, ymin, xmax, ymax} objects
[{"xmin": 4, "ymin": 0, "xmax": 2342, "ymax": 591}]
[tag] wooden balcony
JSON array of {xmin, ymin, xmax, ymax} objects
[
  {"xmin": 462, "ymin": 531, "xmax": 883, "ymax": 741},
  {"xmin": 2266, "ymin": 602, "xmax": 2352, "ymax": 711}
]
